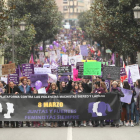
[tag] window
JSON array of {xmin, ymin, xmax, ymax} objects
[
  {"xmin": 63, "ymin": 0, "xmax": 67, "ymax": 4},
  {"xmin": 63, "ymin": 6, "xmax": 68, "ymax": 11}
]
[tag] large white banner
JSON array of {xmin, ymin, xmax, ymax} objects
[
  {"xmin": 125, "ymin": 64, "xmax": 140, "ymax": 82},
  {"xmin": 34, "ymin": 68, "xmax": 51, "ymax": 74},
  {"xmin": 62, "ymin": 55, "xmax": 68, "ymax": 65}
]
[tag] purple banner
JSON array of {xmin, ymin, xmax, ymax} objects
[
  {"xmin": 80, "ymin": 45, "xmax": 88, "ymax": 56},
  {"xmin": 120, "ymin": 88, "xmax": 133, "ymax": 103},
  {"xmin": 60, "ymin": 76, "xmax": 69, "ymax": 82},
  {"xmin": 22, "ymin": 64, "xmax": 34, "ymax": 79},
  {"xmin": 8, "ymin": 69, "xmax": 19, "ymax": 84},
  {"xmin": 30, "ymin": 74, "xmax": 48, "ymax": 87}
]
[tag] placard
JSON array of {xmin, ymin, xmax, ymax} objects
[
  {"xmin": 125, "ymin": 64, "xmax": 140, "ymax": 82},
  {"xmin": 73, "ymin": 68, "xmax": 81, "ymax": 81},
  {"xmin": 8, "ymin": 69, "xmax": 19, "ymax": 84},
  {"xmin": 30, "ymin": 74, "xmax": 48, "ymax": 87},
  {"xmin": 22, "ymin": 64, "xmax": 34, "ymax": 79},
  {"xmin": 34, "ymin": 68, "xmax": 51, "ymax": 74},
  {"xmin": 80, "ymin": 45, "xmax": 88, "ymax": 56},
  {"xmin": 120, "ymin": 68, "xmax": 127, "ymax": 76},
  {"xmin": 2, "ymin": 63, "xmax": 16, "ymax": 75},
  {"xmin": 58, "ymin": 66, "xmax": 71, "ymax": 75},
  {"xmin": 69, "ymin": 56, "xmax": 76, "ymax": 66},
  {"xmin": 102, "ymin": 66, "xmax": 120, "ymax": 80},
  {"xmin": 84, "ymin": 62, "xmax": 101, "ymax": 76},
  {"xmin": 62, "ymin": 55, "xmax": 68, "ymax": 65}
]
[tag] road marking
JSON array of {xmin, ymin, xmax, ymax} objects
[{"xmin": 67, "ymin": 126, "xmax": 72, "ymax": 140}]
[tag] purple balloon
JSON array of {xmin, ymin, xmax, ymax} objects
[
  {"xmin": 35, "ymin": 80, "xmax": 42, "ymax": 90},
  {"xmin": 64, "ymin": 48, "xmax": 67, "ymax": 53},
  {"xmin": 49, "ymin": 45, "xmax": 53, "ymax": 49},
  {"xmin": 39, "ymin": 46, "xmax": 43, "ymax": 51},
  {"xmin": 62, "ymin": 46, "xmax": 65, "ymax": 49},
  {"xmin": 56, "ymin": 43, "xmax": 59, "ymax": 47},
  {"xmin": 53, "ymin": 41, "xmax": 56, "ymax": 45}
]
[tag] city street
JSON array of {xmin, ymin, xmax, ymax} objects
[{"xmin": 0, "ymin": 126, "xmax": 140, "ymax": 140}]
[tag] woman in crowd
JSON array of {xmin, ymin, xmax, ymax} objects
[
  {"xmin": 92, "ymin": 82, "xmax": 105, "ymax": 127},
  {"xmin": 57, "ymin": 75, "xmax": 72, "ymax": 94},
  {"xmin": 123, "ymin": 81, "xmax": 136, "ymax": 127},
  {"xmin": 33, "ymin": 88, "xmax": 40, "ymax": 128},
  {"xmin": 111, "ymin": 81, "xmax": 124, "ymax": 127},
  {"xmin": 6, "ymin": 82, "xmax": 20, "ymax": 128},
  {"xmin": 48, "ymin": 83, "xmax": 59, "ymax": 128},
  {"xmin": 19, "ymin": 77, "xmax": 31, "ymax": 127},
  {"xmin": 0, "ymin": 81, "xmax": 6, "ymax": 93},
  {"xmin": 101, "ymin": 82, "xmax": 108, "ymax": 93},
  {"xmin": 134, "ymin": 79, "xmax": 140, "ymax": 125},
  {"xmin": 71, "ymin": 84, "xmax": 81, "ymax": 127}
]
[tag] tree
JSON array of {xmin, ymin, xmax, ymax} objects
[
  {"xmin": 8, "ymin": 0, "xmax": 63, "ymax": 50},
  {"xmin": 78, "ymin": 0, "xmax": 140, "ymax": 65},
  {"xmin": 4, "ymin": 15, "xmax": 36, "ymax": 64}
]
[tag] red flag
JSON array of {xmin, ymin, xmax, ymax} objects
[{"xmin": 29, "ymin": 54, "xmax": 34, "ymax": 64}]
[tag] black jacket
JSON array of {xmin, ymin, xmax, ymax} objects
[
  {"xmin": 6, "ymin": 86, "xmax": 21, "ymax": 94},
  {"xmin": 48, "ymin": 89, "xmax": 59, "ymax": 95},
  {"xmin": 57, "ymin": 80, "xmax": 72, "ymax": 94}
]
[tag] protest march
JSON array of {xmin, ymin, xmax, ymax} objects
[{"xmin": 0, "ymin": 28, "xmax": 140, "ymax": 129}]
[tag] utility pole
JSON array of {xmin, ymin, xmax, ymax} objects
[{"xmin": 12, "ymin": 16, "xmax": 14, "ymax": 63}]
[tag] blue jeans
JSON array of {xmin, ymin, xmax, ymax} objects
[
  {"xmin": 134, "ymin": 105, "xmax": 139, "ymax": 123},
  {"xmin": 126, "ymin": 102, "xmax": 135, "ymax": 121}
]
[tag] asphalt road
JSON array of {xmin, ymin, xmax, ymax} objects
[{"xmin": 0, "ymin": 126, "xmax": 140, "ymax": 140}]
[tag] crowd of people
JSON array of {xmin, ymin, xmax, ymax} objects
[
  {"xmin": 0, "ymin": 76, "xmax": 140, "ymax": 128},
  {"xmin": 0, "ymin": 27, "xmax": 140, "ymax": 128}
]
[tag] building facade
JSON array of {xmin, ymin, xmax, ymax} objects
[{"xmin": 56, "ymin": 0, "xmax": 91, "ymax": 25}]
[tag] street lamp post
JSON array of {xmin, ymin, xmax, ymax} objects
[{"xmin": 133, "ymin": 4, "xmax": 140, "ymax": 25}]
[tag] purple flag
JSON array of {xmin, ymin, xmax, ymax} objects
[
  {"xmin": 120, "ymin": 88, "xmax": 133, "ymax": 103},
  {"xmin": 120, "ymin": 68, "xmax": 127, "ymax": 76},
  {"xmin": 111, "ymin": 53, "xmax": 115, "ymax": 64},
  {"xmin": 128, "ymin": 70, "xmax": 134, "ymax": 88}
]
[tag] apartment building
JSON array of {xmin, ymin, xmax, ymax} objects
[{"xmin": 56, "ymin": 0, "xmax": 91, "ymax": 25}]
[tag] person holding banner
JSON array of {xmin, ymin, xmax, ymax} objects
[
  {"xmin": 134, "ymin": 79, "xmax": 140, "ymax": 125},
  {"xmin": 111, "ymin": 81, "xmax": 124, "ymax": 127},
  {"xmin": 92, "ymin": 82, "xmax": 105, "ymax": 127},
  {"xmin": 19, "ymin": 77, "xmax": 31, "ymax": 127},
  {"xmin": 123, "ymin": 81, "xmax": 136, "ymax": 127},
  {"xmin": 48, "ymin": 83, "xmax": 59, "ymax": 95},
  {"xmin": 6, "ymin": 82, "xmax": 20, "ymax": 128},
  {"xmin": 19, "ymin": 77, "xmax": 31, "ymax": 94}
]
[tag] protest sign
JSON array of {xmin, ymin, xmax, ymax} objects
[
  {"xmin": 102, "ymin": 66, "xmax": 120, "ymax": 80},
  {"xmin": 73, "ymin": 68, "xmax": 81, "ymax": 81},
  {"xmin": 75, "ymin": 55, "xmax": 83, "ymax": 63},
  {"xmin": 22, "ymin": 64, "xmax": 34, "ymax": 79},
  {"xmin": 43, "ymin": 64, "xmax": 50, "ymax": 68},
  {"xmin": 125, "ymin": 64, "xmax": 140, "ymax": 82},
  {"xmin": 34, "ymin": 68, "xmax": 51, "ymax": 74},
  {"xmin": 69, "ymin": 56, "xmax": 76, "ymax": 66},
  {"xmin": 60, "ymin": 76, "xmax": 69, "ymax": 82},
  {"xmin": 84, "ymin": 62, "xmax": 101, "ymax": 76},
  {"xmin": 0, "ymin": 77, "xmax": 7, "ymax": 84},
  {"xmin": 30, "ymin": 74, "xmax": 48, "ymax": 87},
  {"xmin": 120, "ymin": 68, "xmax": 127, "ymax": 76},
  {"xmin": 58, "ymin": 66, "xmax": 71, "ymax": 75},
  {"xmin": 51, "ymin": 69, "xmax": 58, "ymax": 75},
  {"xmin": 2, "ymin": 63, "xmax": 16, "ymax": 75},
  {"xmin": 38, "ymin": 52, "xmax": 45, "ymax": 63},
  {"xmin": 120, "ymin": 88, "xmax": 133, "ymax": 103},
  {"xmin": 62, "ymin": 55, "xmax": 68, "ymax": 65},
  {"xmin": 105, "ymin": 80, "xmax": 110, "ymax": 91},
  {"xmin": 38, "ymin": 87, "xmax": 47, "ymax": 94},
  {"xmin": 48, "ymin": 73, "xmax": 57, "ymax": 83},
  {"xmin": 8, "ymin": 69, "xmax": 19, "ymax": 84},
  {"xmin": 50, "ymin": 51, "xmax": 57, "ymax": 62},
  {"xmin": 82, "ymin": 60, "xmax": 96, "ymax": 62},
  {"xmin": 80, "ymin": 45, "xmax": 88, "ymax": 56}
]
